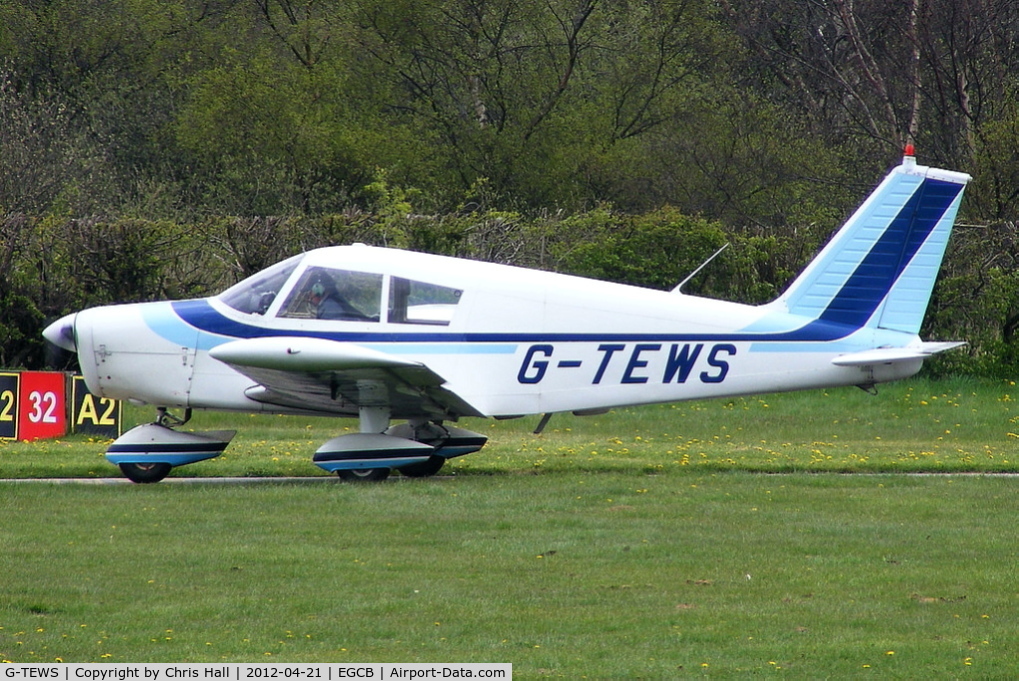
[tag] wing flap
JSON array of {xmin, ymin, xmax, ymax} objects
[
  {"xmin": 210, "ymin": 337, "xmax": 483, "ymax": 419},
  {"xmin": 832, "ymin": 341, "xmax": 965, "ymax": 367}
]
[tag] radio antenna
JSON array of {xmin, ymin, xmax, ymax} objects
[{"xmin": 672, "ymin": 243, "xmax": 729, "ymax": 293}]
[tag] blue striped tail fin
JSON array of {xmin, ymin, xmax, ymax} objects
[{"xmin": 775, "ymin": 155, "xmax": 970, "ymax": 335}]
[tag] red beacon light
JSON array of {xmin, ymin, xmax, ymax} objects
[{"xmin": 903, "ymin": 143, "xmax": 916, "ymax": 167}]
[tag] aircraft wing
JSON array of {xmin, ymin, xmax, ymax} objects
[
  {"xmin": 831, "ymin": 342, "xmax": 966, "ymax": 367},
  {"xmin": 209, "ymin": 337, "xmax": 484, "ymax": 420}
]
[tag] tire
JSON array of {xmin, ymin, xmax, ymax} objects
[
  {"xmin": 336, "ymin": 467, "xmax": 391, "ymax": 482},
  {"xmin": 399, "ymin": 455, "xmax": 445, "ymax": 478},
  {"xmin": 119, "ymin": 462, "xmax": 172, "ymax": 484}
]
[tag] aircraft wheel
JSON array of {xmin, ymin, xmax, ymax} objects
[
  {"xmin": 336, "ymin": 468, "xmax": 391, "ymax": 482},
  {"xmin": 119, "ymin": 462, "xmax": 172, "ymax": 484},
  {"xmin": 399, "ymin": 456, "xmax": 445, "ymax": 478}
]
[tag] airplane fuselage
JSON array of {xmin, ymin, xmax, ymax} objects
[{"xmin": 69, "ymin": 245, "xmax": 920, "ymax": 419}]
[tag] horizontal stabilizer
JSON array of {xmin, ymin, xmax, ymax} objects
[{"xmin": 831, "ymin": 341, "xmax": 965, "ymax": 367}]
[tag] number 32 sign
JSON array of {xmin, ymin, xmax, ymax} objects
[{"xmin": 20, "ymin": 371, "xmax": 67, "ymax": 440}]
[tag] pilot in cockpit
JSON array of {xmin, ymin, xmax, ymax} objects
[{"xmin": 308, "ymin": 278, "xmax": 366, "ymax": 320}]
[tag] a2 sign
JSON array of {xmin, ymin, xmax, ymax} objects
[{"xmin": 0, "ymin": 371, "xmax": 122, "ymax": 441}]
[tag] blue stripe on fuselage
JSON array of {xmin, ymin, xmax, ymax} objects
[{"xmin": 163, "ymin": 299, "xmax": 868, "ymax": 347}]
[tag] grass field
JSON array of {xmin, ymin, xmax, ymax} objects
[{"xmin": 2, "ymin": 378, "xmax": 1019, "ymax": 676}]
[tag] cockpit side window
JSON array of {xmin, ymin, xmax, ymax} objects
[
  {"xmin": 278, "ymin": 266, "xmax": 383, "ymax": 321},
  {"xmin": 218, "ymin": 256, "xmax": 301, "ymax": 315},
  {"xmin": 389, "ymin": 277, "xmax": 462, "ymax": 325}
]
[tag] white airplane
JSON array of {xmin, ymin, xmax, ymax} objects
[{"xmin": 44, "ymin": 150, "xmax": 969, "ymax": 483}]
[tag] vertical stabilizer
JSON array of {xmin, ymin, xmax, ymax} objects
[{"xmin": 775, "ymin": 152, "xmax": 970, "ymax": 334}]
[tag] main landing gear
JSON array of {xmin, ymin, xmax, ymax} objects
[
  {"xmin": 312, "ymin": 394, "xmax": 487, "ymax": 482},
  {"xmin": 336, "ymin": 467, "xmax": 393, "ymax": 482},
  {"xmin": 313, "ymin": 415, "xmax": 487, "ymax": 482}
]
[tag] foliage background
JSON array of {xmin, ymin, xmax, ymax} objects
[{"xmin": 2, "ymin": 0, "xmax": 1017, "ymax": 374}]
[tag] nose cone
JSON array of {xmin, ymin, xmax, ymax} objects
[{"xmin": 43, "ymin": 313, "xmax": 78, "ymax": 353}]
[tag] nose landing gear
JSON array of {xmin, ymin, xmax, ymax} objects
[{"xmin": 105, "ymin": 408, "xmax": 236, "ymax": 483}]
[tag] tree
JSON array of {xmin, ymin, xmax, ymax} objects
[{"xmin": 347, "ymin": 0, "xmax": 726, "ymax": 209}]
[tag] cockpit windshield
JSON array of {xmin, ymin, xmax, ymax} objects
[
  {"xmin": 217, "ymin": 251, "xmax": 463, "ymax": 325},
  {"xmin": 218, "ymin": 255, "xmax": 302, "ymax": 315},
  {"xmin": 278, "ymin": 267, "xmax": 383, "ymax": 321}
]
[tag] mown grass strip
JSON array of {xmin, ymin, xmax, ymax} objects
[{"xmin": 1, "ymin": 474, "xmax": 1016, "ymax": 676}]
